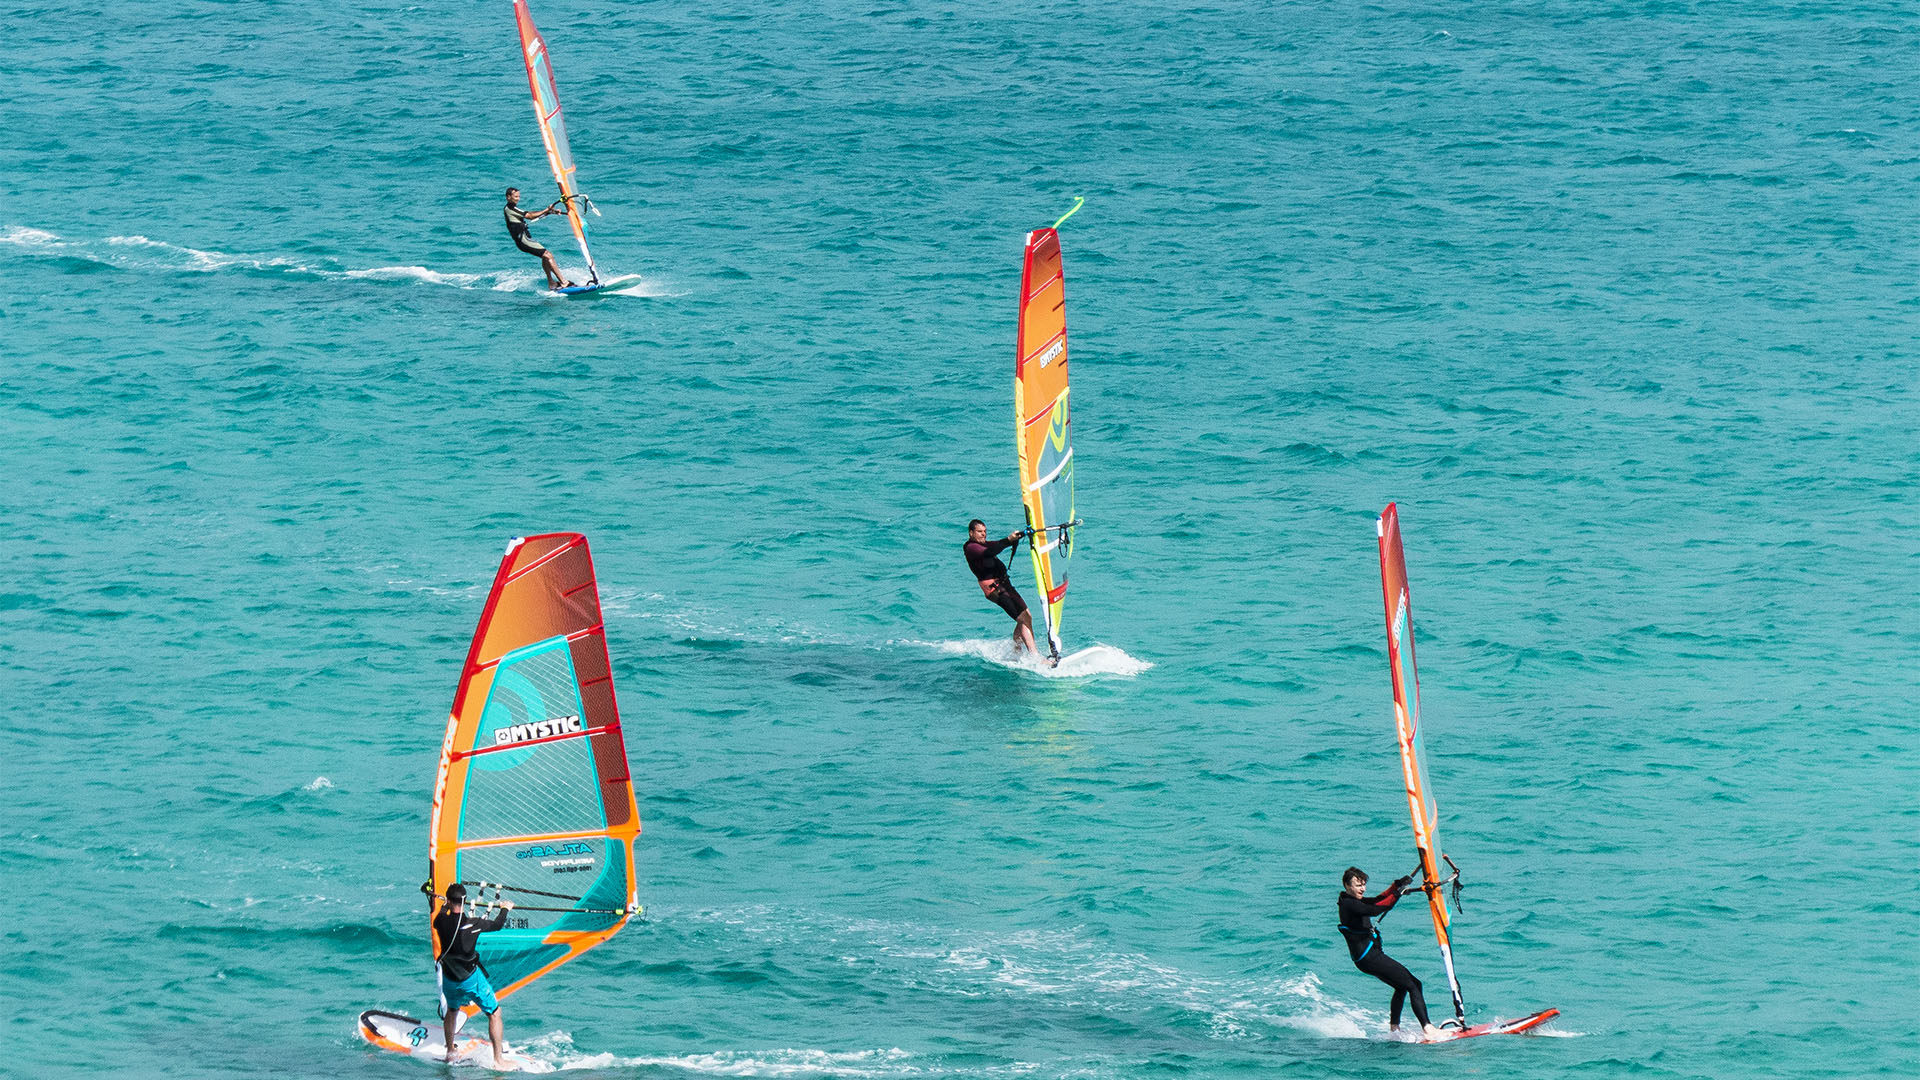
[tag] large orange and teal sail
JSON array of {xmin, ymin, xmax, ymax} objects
[
  {"xmin": 515, "ymin": 0, "xmax": 600, "ymax": 284},
  {"xmin": 427, "ymin": 533, "xmax": 639, "ymax": 1007},
  {"xmin": 1376, "ymin": 503, "xmax": 1465, "ymax": 1025},
  {"xmin": 1015, "ymin": 225, "xmax": 1075, "ymax": 658}
]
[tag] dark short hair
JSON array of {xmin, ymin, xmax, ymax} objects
[
  {"xmin": 968, "ymin": 519, "xmax": 985, "ymax": 530},
  {"xmin": 505, "ymin": 187, "xmax": 520, "ymax": 198},
  {"xmin": 446, "ymin": 883, "xmax": 468, "ymax": 903},
  {"xmin": 1342, "ymin": 867, "xmax": 1368, "ymax": 887}
]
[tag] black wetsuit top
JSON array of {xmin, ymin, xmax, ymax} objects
[
  {"xmin": 432, "ymin": 905, "xmax": 510, "ymax": 982},
  {"xmin": 504, "ymin": 204, "xmax": 549, "ymax": 255},
  {"xmin": 964, "ymin": 537, "xmax": 1016, "ymax": 583},
  {"xmin": 1337, "ymin": 887, "xmax": 1403, "ymax": 962}
]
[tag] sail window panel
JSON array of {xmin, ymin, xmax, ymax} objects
[
  {"xmin": 455, "ymin": 838, "xmax": 624, "ymax": 936},
  {"xmin": 460, "ymin": 639, "xmax": 607, "ymax": 842},
  {"xmin": 461, "ymin": 737, "xmax": 606, "ymax": 842},
  {"xmin": 477, "ymin": 937, "xmax": 570, "ymax": 1000}
]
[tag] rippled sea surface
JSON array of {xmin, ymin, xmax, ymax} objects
[{"xmin": 4, "ymin": 2, "xmax": 1915, "ymax": 1077}]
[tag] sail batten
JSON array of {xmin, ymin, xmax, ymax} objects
[
  {"xmin": 1015, "ymin": 226, "xmax": 1076, "ymax": 659},
  {"xmin": 1377, "ymin": 503, "xmax": 1467, "ymax": 1026},
  {"xmin": 514, "ymin": 0, "xmax": 599, "ymax": 284},
  {"xmin": 429, "ymin": 532, "xmax": 639, "ymax": 1010}
]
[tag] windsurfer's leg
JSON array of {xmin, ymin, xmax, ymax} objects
[
  {"xmin": 1015, "ymin": 610, "xmax": 1038, "ymax": 654},
  {"xmin": 1405, "ymin": 977, "xmax": 1432, "ymax": 1029},
  {"xmin": 442, "ymin": 1009, "xmax": 459, "ymax": 1060},
  {"xmin": 1356, "ymin": 952, "xmax": 1429, "ymax": 1030},
  {"xmin": 516, "ymin": 237, "xmax": 567, "ymax": 288},
  {"xmin": 987, "ymin": 584, "xmax": 1036, "ymax": 653},
  {"xmin": 487, "ymin": 1009, "xmax": 506, "ymax": 1066}
]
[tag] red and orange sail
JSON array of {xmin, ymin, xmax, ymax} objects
[
  {"xmin": 1015, "ymin": 226, "xmax": 1076, "ymax": 657},
  {"xmin": 428, "ymin": 533, "xmax": 639, "ymax": 1007},
  {"xmin": 1376, "ymin": 503, "xmax": 1465, "ymax": 1024},
  {"xmin": 515, "ymin": 0, "xmax": 600, "ymax": 282}
]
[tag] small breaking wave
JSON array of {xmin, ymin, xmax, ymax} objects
[
  {"xmin": 513, "ymin": 1033, "xmax": 915, "ymax": 1076},
  {"xmin": 685, "ymin": 907, "xmax": 1372, "ymax": 1047},
  {"xmin": 923, "ymin": 638, "xmax": 1152, "ymax": 678},
  {"xmin": 519, "ymin": 1033, "xmax": 1120, "ymax": 1077},
  {"xmin": 342, "ymin": 264, "xmax": 524, "ymax": 290},
  {"xmin": 2, "ymin": 225, "xmax": 658, "ymax": 296},
  {"xmin": 1, "ymin": 225, "xmax": 62, "ymax": 248}
]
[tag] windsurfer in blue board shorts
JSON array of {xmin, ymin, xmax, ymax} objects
[
  {"xmin": 1338, "ymin": 867, "xmax": 1451, "ymax": 1041},
  {"xmin": 432, "ymin": 882, "xmax": 516, "ymax": 1066},
  {"xmin": 964, "ymin": 518, "xmax": 1041, "ymax": 658},
  {"xmin": 503, "ymin": 187, "xmax": 576, "ymax": 290}
]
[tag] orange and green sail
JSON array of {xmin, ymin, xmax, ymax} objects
[
  {"xmin": 1015, "ymin": 220, "xmax": 1077, "ymax": 659},
  {"xmin": 1376, "ymin": 503, "xmax": 1466, "ymax": 1025},
  {"xmin": 515, "ymin": 0, "xmax": 600, "ymax": 284},
  {"xmin": 427, "ymin": 533, "xmax": 639, "ymax": 1007}
]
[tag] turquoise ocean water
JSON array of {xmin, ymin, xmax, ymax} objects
[{"xmin": 4, "ymin": 1, "xmax": 1916, "ymax": 1076}]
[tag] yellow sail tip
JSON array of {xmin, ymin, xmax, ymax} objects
[{"xmin": 1051, "ymin": 197, "xmax": 1085, "ymax": 231}]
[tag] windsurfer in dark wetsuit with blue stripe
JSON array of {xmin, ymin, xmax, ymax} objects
[
  {"xmin": 503, "ymin": 187, "xmax": 575, "ymax": 290},
  {"xmin": 1339, "ymin": 866, "xmax": 1450, "ymax": 1040},
  {"xmin": 964, "ymin": 518, "xmax": 1040, "ymax": 657},
  {"xmin": 431, "ymin": 882, "xmax": 516, "ymax": 1066}
]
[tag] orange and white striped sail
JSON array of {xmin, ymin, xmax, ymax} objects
[
  {"xmin": 515, "ymin": 0, "xmax": 599, "ymax": 282},
  {"xmin": 428, "ymin": 533, "xmax": 639, "ymax": 1008},
  {"xmin": 1376, "ymin": 503, "xmax": 1466, "ymax": 1024},
  {"xmin": 1015, "ymin": 227, "xmax": 1075, "ymax": 657}
]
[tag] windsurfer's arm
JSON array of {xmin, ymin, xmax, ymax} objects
[
  {"xmin": 983, "ymin": 537, "xmax": 1016, "ymax": 556},
  {"xmin": 480, "ymin": 902, "xmax": 515, "ymax": 932},
  {"xmin": 965, "ymin": 539, "xmax": 1013, "ymax": 566},
  {"xmin": 1341, "ymin": 891, "xmax": 1396, "ymax": 918},
  {"xmin": 1363, "ymin": 876, "xmax": 1415, "ymax": 909}
]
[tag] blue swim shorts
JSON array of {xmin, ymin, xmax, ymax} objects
[{"xmin": 438, "ymin": 967, "xmax": 499, "ymax": 1016}]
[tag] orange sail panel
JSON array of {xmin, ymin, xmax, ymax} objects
[
  {"xmin": 515, "ymin": 0, "xmax": 599, "ymax": 282},
  {"xmin": 1376, "ymin": 503, "xmax": 1465, "ymax": 1025},
  {"xmin": 1015, "ymin": 227, "xmax": 1075, "ymax": 657},
  {"xmin": 428, "ymin": 533, "xmax": 639, "ymax": 1006}
]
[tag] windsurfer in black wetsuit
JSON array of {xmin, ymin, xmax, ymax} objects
[
  {"xmin": 428, "ymin": 882, "xmax": 516, "ymax": 1065},
  {"xmin": 503, "ymin": 187, "xmax": 575, "ymax": 290},
  {"xmin": 964, "ymin": 518, "xmax": 1040, "ymax": 658},
  {"xmin": 1338, "ymin": 867, "xmax": 1451, "ymax": 1041}
]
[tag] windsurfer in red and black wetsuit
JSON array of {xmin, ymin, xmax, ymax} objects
[
  {"xmin": 964, "ymin": 518, "xmax": 1040, "ymax": 657},
  {"xmin": 1339, "ymin": 867, "xmax": 1451, "ymax": 1041}
]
